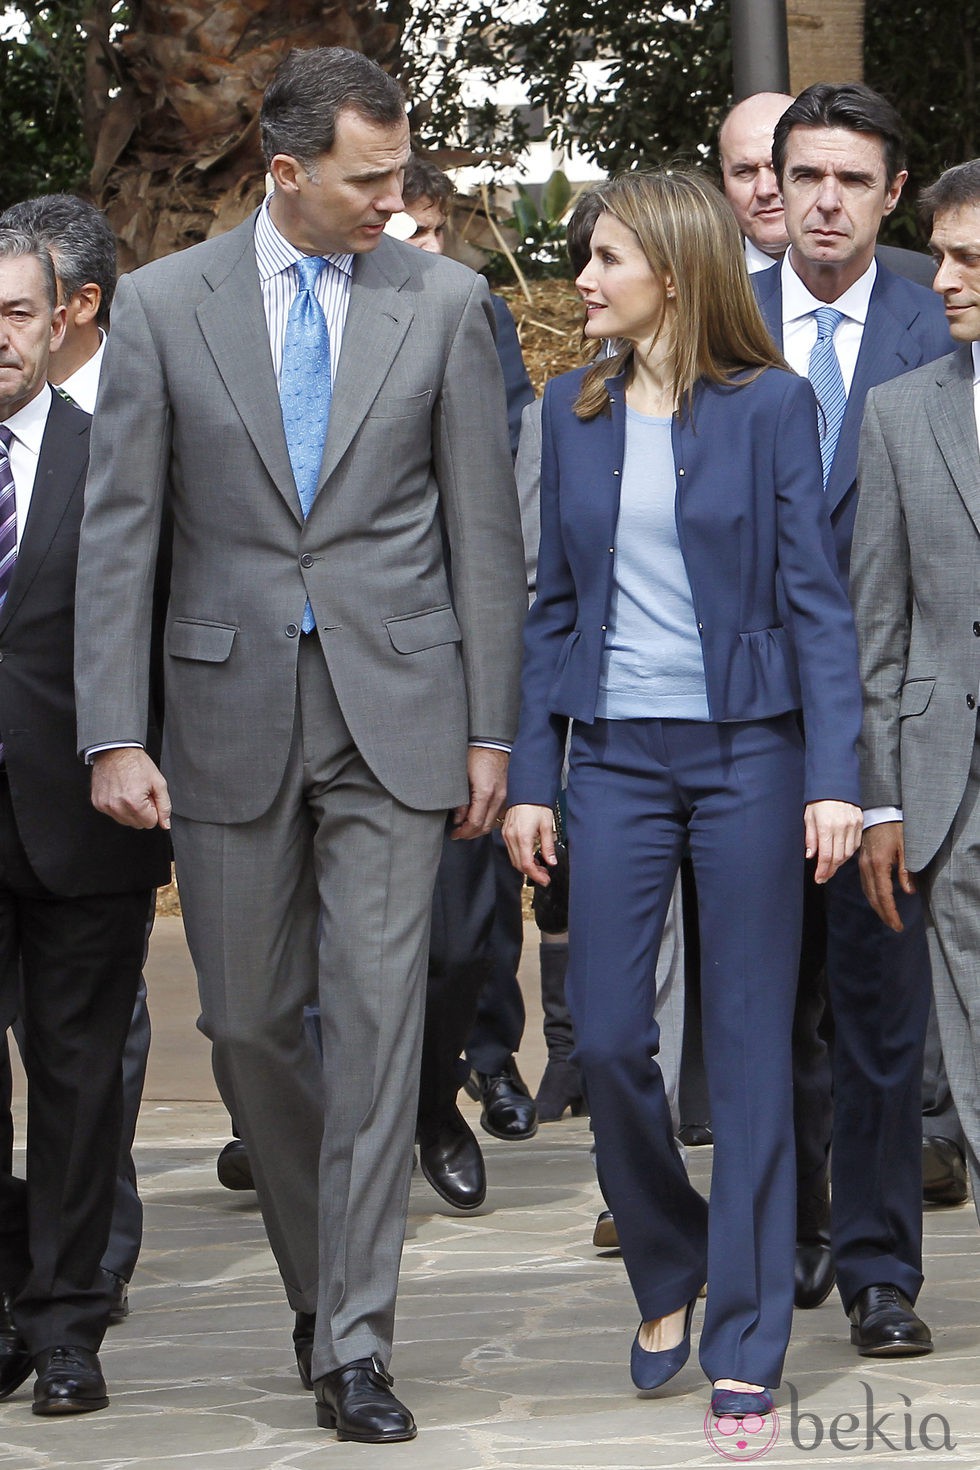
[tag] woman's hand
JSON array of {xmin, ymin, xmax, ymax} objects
[
  {"xmin": 804, "ymin": 800, "xmax": 863, "ymax": 884},
  {"xmin": 502, "ymin": 804, "xmax": 558, "ymax": 886}
]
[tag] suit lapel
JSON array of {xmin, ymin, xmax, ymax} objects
[
  {"xmin": 753, "ymin": 265, "xmax": 784, "ymax": 348},
  {"xmin": 316, "ymin": 240, "xmax": 414, "ymax": 489},
  {"xmin": 195, "ymin": 217, "xmax": 301, "ymax": 523},
  {"xmin": 0, "ymin": 393, "xmax": 88, "ymax": 633},
  {"xmin": 927, "ymin": 346, "xmax": 980, "ymax": 534}
]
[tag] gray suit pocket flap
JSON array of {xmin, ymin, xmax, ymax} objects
[
  {"xmin": 899, "ymin": 679, "xmax": 935, "ymax": 717},
  {"xmin": 385, "ymin": 606, "xmax": 461, "ymax": 654},
  {"xmin": 167, "ymin": 618, "xmax": 238, "ymax": 662}
]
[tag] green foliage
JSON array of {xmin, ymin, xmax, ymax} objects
[
  {"xmin": 0, "ymin": 3, "xmax": 93, "ymax": 208},
  {"xmin": 489, "ymin": 169, "xmax": 575, "ymax": 279},
  {"xmin": 866, "ymin": 0, "xmax": 980, "ymax": 249}
]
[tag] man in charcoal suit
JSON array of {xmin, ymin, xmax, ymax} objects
[
  {"xmin": 73, "ymin": 46, "xmax": 526, "ymax": 1443},
  {"xmin": 0, "ymin": 229, "xmax": 169, "ymax": 1414},
  {"xmin": 752, "ymin": 82, "xmax": 951, "ymax": 1353}
]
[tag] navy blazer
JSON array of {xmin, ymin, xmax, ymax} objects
[
  {"xmin": 753, "ymin": 261, "xmax": 950, "ymax": 581},
  {"xmin": 506, "ymin": 365, "xmax": 862, "ymax": 811}
]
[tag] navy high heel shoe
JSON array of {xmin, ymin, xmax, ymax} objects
[
  {"xmin": 630, "ymin": 1298, "xmax": 696, "ymax": 1390},
  {"xmin": 710, "ymin": 1386, "xmax": 774, "ymax": 1418}
]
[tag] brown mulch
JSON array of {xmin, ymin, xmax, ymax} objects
[{"xmin": 496, "ymin": 279, "xmax": 586, "ymax": 396}]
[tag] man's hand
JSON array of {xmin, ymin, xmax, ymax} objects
[
  {"xmin": 502, "ymin": 803, "xmax": 557, "ymax": 885},
  {"xmin": 91, "ymin": 748, "xmax": 172, "ymax": 831},
  {"xmin": 804, "ymin": 799, "xmax": 863, "ymax": 885},
  {"xmin": 450, "ymin": 746, "xmax": 509, "ymax": 840},
  {"xmin": 858, "ymin": 819, "xmax": 915, "ymax": 932}
]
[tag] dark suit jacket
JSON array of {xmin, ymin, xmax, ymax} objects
[
  {"xmin": 752, "ymin": 261, "xmax": 950, "ymax": 581},
  {"xmin": 506, "ymin": 366, "xmax": 862, "ymax": 811},
  {"xmin": 490, "ymin": 294, "xmax": 535, "ymax": 459},
  {"xmin": 0, "ymin": 392, "xmax": 170, "ymax": 897}
]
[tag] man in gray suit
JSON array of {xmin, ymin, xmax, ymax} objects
[
  {"xmin": 855, "ymin": 158, "xmax": 980, "ymax": 1226},
  {"xmin": 73, "ymin": 46, "xmax": 526, "ymax": 1443}
]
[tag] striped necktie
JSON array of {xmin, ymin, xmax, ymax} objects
[
  {"xmin": 0, "ymin": 425, "xmax": 16, "ymax": 765},
  {"xmin": 807, "ymin": 307, "xmax": 847, "ymax": 489},
  {"xmin": 280, "ymin": 255, "xmax": 332, "ymax": 634}
]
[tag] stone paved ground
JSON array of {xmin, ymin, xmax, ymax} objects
[{"xmin": 1, "ymin": 919, "xmax": 979, "ymax": 1469}]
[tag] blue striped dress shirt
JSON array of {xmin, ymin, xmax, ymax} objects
[{"xmin": 253, "ymin": 196, "xmax": 354, "ymax": 383}]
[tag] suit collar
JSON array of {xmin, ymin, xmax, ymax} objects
[
  {"xmin": 928, "ymin": 345, "xmax": 980, "ymax": 534},
  {"xmin": 0, "ymin": 392, "xmax": 88, "ymax": 633}
]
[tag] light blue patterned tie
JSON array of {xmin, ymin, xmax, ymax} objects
[
  {"xmin": 280, "ymin": 255, "xmax": 332, "ymax": 633},
  {"xmin": 807, "ymin": 306, "xmax": 847, "ymax": 490}
]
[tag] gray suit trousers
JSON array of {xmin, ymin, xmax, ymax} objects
[{"xmin": 174, "ymin": 635, "xmax": 445, "ymax": 1374}]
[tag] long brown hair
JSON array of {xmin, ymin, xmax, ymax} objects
[{"xmin": 573, "ymin": 168, "xmax": 788, "ymax": 421}]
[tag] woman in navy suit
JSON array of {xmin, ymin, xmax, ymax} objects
[{"xmin": 503, "ymin": 170, "xmax": 863, "ymax": 1421}]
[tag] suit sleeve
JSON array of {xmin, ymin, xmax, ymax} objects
[
  {"xmin": 851, "ymin": 389, "xmax": 912, "ymax": 808},
  {"xmin": 772, "ymin": 376, "xmax": 863, "ymax": 805},
  {"xmin": 432, "ymin": 273, "xmax": 527, "ymax": 747},
  {"xmin": 506, "ymin": 383, "xmax": 577, "ymax": 807},
  {"xmin": 74, "ymin": 271, "xmax": 172, "ymax": 754}
]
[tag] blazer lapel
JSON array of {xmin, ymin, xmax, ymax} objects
[
  {"xmin": 316, "ymin": 240, "xmax": 414, "ymax": 489},
  {"xmin": 195, "ymin": 217, "xmax": 301, "ymax": 524},
  {"xmin": 927, "ymin": 346, "xmax": 980, "ymax": 534},
  {"xmin": 752, "ymin": 265, "xmax": 784, "ymax": 348},
  {"xmin": 0, "ymin": 393, "xmax": 88, "ymax": 633}
]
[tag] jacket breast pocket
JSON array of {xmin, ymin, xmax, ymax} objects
[
  {"xmin": 384, "ymin": 605, "xmax": 461, "ymax": 654},
  {"xmin": 166, "ymin": 618, "xmax": 238, "ymax": 662},
  {"xmin": 368, "ymin": 391, "xmax": 432, "ymax": 421}
]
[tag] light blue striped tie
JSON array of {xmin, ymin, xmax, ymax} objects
[
  {"xmin": 807, "ymin": 306, "xmax": 847, "ymax": 490},
  {"xmin": 280, "ymin": 255, "xmax": 332, "ymax": 633}
]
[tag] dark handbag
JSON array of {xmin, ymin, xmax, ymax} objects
[{"xmin": 530, "ymin": 800, "xmax": 569, "ymax": 934}]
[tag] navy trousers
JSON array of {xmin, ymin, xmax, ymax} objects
[{"xmin": 565, "ymin": 715, "xmax": 803, "ymax": 1388}]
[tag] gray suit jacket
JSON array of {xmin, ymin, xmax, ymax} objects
[
  {"xmin": 851, "ymin": 345, "xmax": 980, "ymax": 872},
  {"xmin": 74, "ymin": 216, "xmax": 526, "ymax": 823}
]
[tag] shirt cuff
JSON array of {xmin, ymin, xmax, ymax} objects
[
  {"xmin": 469, "ymin": 740, "xmax": 512, "ymax": 753},
  {"xmin": 85, "ymin": 742, "xmax": 144, "ymax": 765},
  {"xmin": 863, "ymin": 805, "xmax": 903, "ymax": 829}
]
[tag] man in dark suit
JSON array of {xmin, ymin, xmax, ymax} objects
[
  {"xmin": 74, "ymin": 47, "xmax": 526, "ymax": 1443},
  {"xmin": 0, "ymin": 229, "xmax": 170, "ymax": 1414},
  {"xmin": 753, "ymin": 83, "xmax": 951, "ymax": 1355}
]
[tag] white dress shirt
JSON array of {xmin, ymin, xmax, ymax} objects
[
  {"xmin": 780, "ymin": 250, "xmax": 877, "ymax": 392},
  {"xmin": 744, "ymin": 238, "xmax": 782, "ymax": 275},
  {"xmin": 253, "ymin": 197, "xmax": 353, "ymax": 384},
  {"xmin": 56, "ymin": 331, "xmax": 106, "ymax": 414},
  {"xmin": 1, "ymin": 385, "xmax": 52, "ymax": 551}
]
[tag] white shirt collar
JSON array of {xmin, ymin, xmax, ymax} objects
[
  {"xmin": 254, "ymin": 195, "xmax": 354, "ymax": 283},
  {"xmin": 2, "ymin": 382, "xmax": 52, "ymax": 453},
  {"xmin": 782, "ymin": 248, "xmax": 877, "ymax": 326},
  {"xmin": 971, "ymin": 341, "xmax": 980, "ymax": 386},
  {"xmin": 56, "ymin": 331, "xmax": 105, "ymax": 415},
  {"xmin": 744, "ymin": 238, "xmax": 783, "ymax": 275}
]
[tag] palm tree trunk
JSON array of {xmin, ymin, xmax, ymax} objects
[{"xmin": 787, "ymin": 0, "xmax": 864, "ymax": 91}]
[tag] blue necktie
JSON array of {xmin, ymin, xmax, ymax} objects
[
  {"xmin": 807, "ymin": 306, "xmax": 847, "ymax": 490},
  {"xmin": 0, "ymin": 425, "xmax": 16, "ymax": 763},
  {"xmin": 280, "ymin": 255, "xmax": 332, "ymax": 633}
]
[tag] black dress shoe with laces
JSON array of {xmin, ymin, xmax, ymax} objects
[
  {"xmin": 794, "ymin": 1238, "xmax": 836, "ymax": 1309},
  {"xmin": 418, "ymin": 1107, "xmax": 486, "ymax": 1210},
  {"xmin": 468, "ymin": 1059, "xmax": 538, "ymax": 1141},
  {"xmin": 922, "ymin": 1136, "xmax": 969, "ymax": 1206},
  {"xmin": 101, "ymin": 1269, "xmax": 130, "ymax": 1326},
  {"xmin": 848, "ymin": 1285, "xmax": 933, "ymax": 1357},
  {"xmin": 32, "ymin": 1346, "xmax": 109, "ymax": 1415},
  {"xmin": 293, "ymin": 1310, "xmax": 315, "ymax": 1389},
  {"xmin": 0, "ymin": 1291, "xmax": 32, "ymax": 1401},
  {"xmin": 314, "ymin": 1355, "xmax": 417, "ymax": 1442},
  {"xmin": 216, "ymin": 1137, "xmax": 255, "ymax": 1191}
]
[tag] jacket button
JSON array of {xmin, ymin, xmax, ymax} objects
[
  {"xmin": 300, "ymin": 554, "xmax": 314, "ymax": 568},
  {"xmin": 601, "ymin": 624, "xmax": 607, "ymax": 631},
  {"xmin": 285, "ymin": 623, "xmax": 299, "ymax": 638},
  {"xmin": 969, "ymin": 694, "xmax": 976, "ymax": 710},
  {"xmin": 678, "ymin": 468, "xmax": 685, "ymax": 476},
  {"xmin": 974, "ymin": 622, "xmax": 980, "ymax": 636}
]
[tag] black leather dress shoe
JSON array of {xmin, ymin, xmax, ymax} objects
[
  {"xmin": 293, "ymin": 1311, "xmax": 315, "ymax": 1390},
  {"xmin": 469, "ymin": 1060, "xmax": 538, "ymax": 1141},
  {"xmin": 795, "ymin": 1238, "xmax": 836, "ymax": 1309},
  {"xmin": 848, "ymin": 1284, "xmax": 933, "ymax": 1356},
  {"xmin": 32, "ymin": 1346, "xmax": 109, "ymax": 1415},
  {"xmin": 592, "ymin": 1209, "xmax": 620, "ymax": 1250},
  {"xmin": 216, "ymin": 1137, "xmax": 255, "ymax": 1191},
  {"xmin": 922, "ymin": 1136, "xmax": 969, "ymax": 1206},
  {"xmin": 0, "ymin": 1291, "xmax": 32, "ymax": 1401},
  {"xmin": 101, "ymin": 1269, "xmax": 129, "ymax": 1326},
  {"xmin": 418, "ymin": 1108, "xmax": 486, "ymax": 1210},
  {"xmin": 678, "ymin": 1123, "xmax": 713, "ymax": 1147},
  {"xmin": 314, "ymin": 1355, "xmax": 417, "ymax": 1442}
]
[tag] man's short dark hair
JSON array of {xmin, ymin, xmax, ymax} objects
[
  {"xmin": 920, "ymin": 159, "xmax": 980, "ymax": 233},
  {"xmin": 772, "ymin": 83, "xmax": 906, "ymax": 189},
  {"xmin": 566, "ymin": 190, "xmax": 605, "ymax": 277},
  {"xmin": 402, "ymin": 155, "xmax": 453, "ymax": 212},
  {"xmin": 260, "ymin": 46, "xmax": 405, "ymax": 170},
  {"xmin": 0, "ymin": 194, "xmax": 116, "ymax": 327},
  {"xmin": 0, "ymin": 228, "xmax": 58, "ymax": 310}
]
